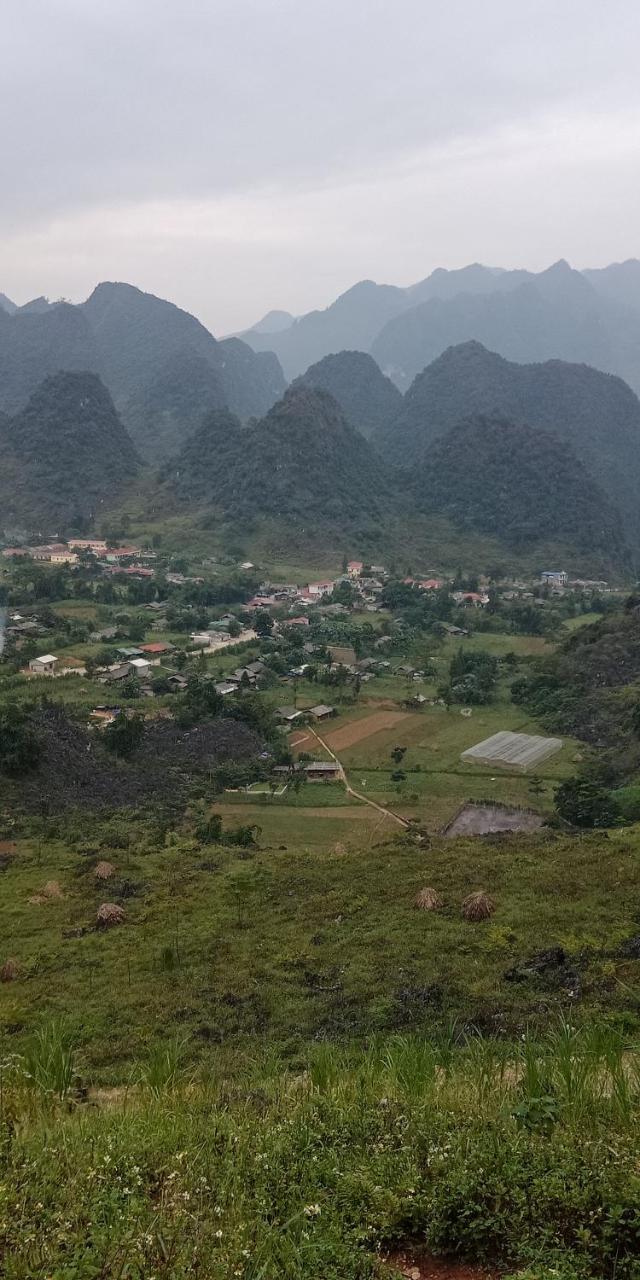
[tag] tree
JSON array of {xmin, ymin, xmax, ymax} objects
[
  {"xmin": 554, "ymin": 777, "xmax": 620, "ymax": 828},
  {"xmin": 103, "ymin": 711, "xmax": 144, "ymax": 759},
  {"xmin": 255, "ymin": 610, "xmax": 273, "ymax": 637},
  {"xmin": 0, "ymin": 704, "xmax": 40, "ymax": 775},
  {"xmin": 227, "ymin": 618, "xmax": 242, "ymax": 638}
]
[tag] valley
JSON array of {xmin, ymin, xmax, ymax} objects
[{"xmin": 3, "ymin": 267, "xmax": 640, "ymax": 1280}]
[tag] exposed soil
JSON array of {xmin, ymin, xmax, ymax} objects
[
  {"xmin": 385, "ymin": 1252, "xmax": 502, "ymax": 1279},
  {"xmin": 323, "ymin": 710, "xmax": 411, "ymax": 752},
  {"xmin": 442, "ymin": 801, "xmax": 544, "ymax": 838}
]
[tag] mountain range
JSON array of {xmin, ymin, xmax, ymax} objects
[
  {"xmin": 240, "ymin": 259, "xmax": 640, "ymax": 393},
  {"xmin": 0, "ymin": 282, "xmax": 285, "ymax": 461},
  {"xmin": 3, "ymin": 262, "xmax": 640, "ymax": 571}
]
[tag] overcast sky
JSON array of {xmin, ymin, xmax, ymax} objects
[{"xmin": 2, "ymin": 0, "xmax": 640, "ymax": 333}]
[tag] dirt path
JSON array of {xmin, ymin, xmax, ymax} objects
[{"xmin": 308, "ymin": 726, "xmax": 410, "ymax": 829}]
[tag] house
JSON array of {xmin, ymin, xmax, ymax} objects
[
  {"xmin": 285, "ymin": 616, "xmax": 310, "ymax": 627},
  {"xmin": 276, "ymin": 706, "xmax": 304, "ymax": 723},
  {"xmin": 453, "ymin": 591, "xmax": 490, "ymax": 607},
  {"xmin": 440, "ymin": 622, "xmax": 469, "ymax": 637},
  {"xmin": 50, "ymin": 550, "xmax": 78, "ymax": 565},
  {"xmin": 129, "ymin": 657, "xmax": 151, "ymax": 677},
  {"xmin": 117, "ymin": 647, "xmax": 144, "ymax": 660},
  {"xmin": 139, "ymin": 642, "xmax": 174, "ymax": 656},
  {"xmin": 102, "ymin": 546, "xmax": 141, "ymax": 562},
  {"xmin": 101, "ymin": 663, "xmax": 134, "ymax": 684},
  {"xmin": 68, "ymin": 538, "xmax": 107, "ymax": 552},
  {"xmin": 541, "ymin": 570, "xmax": 568, "ymax": 587},
  {"xmin": 418, "ymin": 578, "xmax": 444, "ymax": 590},
  {"xmin": 29, "ymin": 653, "xmax": 57, "ymax": 676},
  {"xmin": 214, "ymin": 681, "xmax": 237, "ymax": 697},
  {"xmin": 167, "ymin": 674, "xmax": 188, "ymax": 692},
  {"xmin": 90, "ymin": 626, "xmax": 118, "ymax": 642},
  {"xmin": 309, "ymin": 704, "xmax": 336, "ymax": 721},
  {"xmin": 396, "ymin": 664, "xmax": 415, "ymax": 677},
  {"xmin": 347, "ymin": 560, "xmax": 363, "ymax": 577},
  {"xmin": 304, "ymin": 761, "xmax": 342, "ymax": 781}
]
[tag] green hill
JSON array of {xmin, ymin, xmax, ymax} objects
[
  {"xmin": 292, "ymin": 350, "xmax": 402, "ymax": 439},
  {"xmin": 413, "ymin": 414, "xmax": 629, "ymax": 566},
  {"xmin": 378, "ymin": 341, "xmax": 640, "ymax": 546},
  {"xmin": 0, "ymin": 371, "xmax": 140, "ymax": 530},
  {"xmin": 166, "ymin": 385, "xmax": 394, "ymax": 534},
  {"xmin": 0, "ymin": 282, "xmax": 286, "ymax": 461}
]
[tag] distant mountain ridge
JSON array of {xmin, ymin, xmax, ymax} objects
[
  {"xmin": 0, "ymin": 281, "xmax": 286, "ymax": 461},
  {"xmin": 241, "ymin": 258, "xmax": 640, "ymax": 391}
]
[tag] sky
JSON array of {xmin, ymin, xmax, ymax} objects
[{"xmin": 2, "ymin": 0, "xmax": 640, "ymax": 334}]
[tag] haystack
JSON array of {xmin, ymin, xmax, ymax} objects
[
  {"xmin": 42, "ymin": 880, "xmax": 64, "ymax": 899},
  {"xmin": 415, "ymin": 886, "xmax": 443, "ymax": 911},
  {"xmin": 96, "ymin": 902, "xmax": 125, "ymax": 928},
  {"xmin": 462, "ymin": 890, "xmax": 495, "ymax": 922},
  {"xmin": 0, "ymin": 958, "xmax": 19, "ymax": 983},
  {"xmin": 94, "ymin": 860, "xmax": 116, "ymax": 881}
]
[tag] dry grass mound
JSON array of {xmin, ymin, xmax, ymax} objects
[
  {"xmin": 462, "ymin": 890, "xmax": 495, "ymax": 922},
  {"xmin": 43, "ymin": 879, "xmax": 64, "ymax": 899},
  {"xmin": 415, "ymin": 886, "xmax": 443, "ymax": 911},
  {"xmin": 96, "ymin": 902, "xmax": 125, "ymax": 928},
  {"xmin": 29, "ymin": 879, "xmax": 64, "ymax": 905},
  {"xmin": 94, "ymin": 860, "xmax": 116, "ymax": 880},
  {"xmin": 0, "ymin": 958, "xmax": 20, "ymax": 983}
]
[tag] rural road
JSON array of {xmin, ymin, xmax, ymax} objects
[{"xmin": 307, "ymin": 726, "xmax": 410, "ymax": 829}]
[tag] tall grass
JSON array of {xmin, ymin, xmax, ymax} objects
[{"xmin": 20, "ymin": 1018, "xmax": 76, "ymax": 1100}]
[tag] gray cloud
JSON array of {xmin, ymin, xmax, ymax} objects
[{"xmin": 2, "ymin": 0, "xmax": 640, "ymax": 331}]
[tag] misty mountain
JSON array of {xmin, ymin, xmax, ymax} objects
[
  {"xmin": 0, "ymin": 303, "xmax": 100, "ymax": 414},
  {"xmin": 81, "ymin": 282, "xmax": 285, "ymax": 454},
  {"xmin": 376, "ymin": 341, "xmax": 640, "ymax": 544},
  {"xmin": 0, "ymin": 293, "xmax": 17, "ymax": 315},
  {"xmin": 240, "ymin": 258, "xmax": 640, "ymax": 393},
  {"xmin": 0, "ymin": 372, "xmax": 139, "ymax": 530},
  {"xmin": 242, "ymin": 280, "xmax": 409, "ymax": 380},
  {"xmin": 167, "ymin": 385, "xmax": 393, "ymax": 532},
  {"xmin": 414, "ymin": 414, "xmax": 628, "ymax": 562},
  {"xmin": 583, "ymin": 259, "xmax": 640, "ymax": 312},
  {"xmin": 0, "ymin": 281, "xmax": 286, "ymax": 460},
  {"xmin": 292, "ymin": 351, "xmax": 402, "ymax": 439},
  {"xmin": 242, "ymin": 309, "xmax": 295, "ymax": 336},
  {"xmin": 371, "ymin": 261, "xmax": 628, "ymax": 388}
]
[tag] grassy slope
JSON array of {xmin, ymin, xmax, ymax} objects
[{"xmin": 3, "ymin": 821, "xmax": 640, "ymax": 1081}]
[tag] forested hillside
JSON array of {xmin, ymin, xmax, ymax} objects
[
  {"xmin": 0, "ymin": 372, "xmax": 139, "ymax": 529},
  {"xmin": 379, "ymin": 341, "xmax": 640, "ymax": 544},
  {"xmin": 0, "ymin": 282, "xmax": 285, "ymax": 460},
  {"xmin": 292, "ymin": 350, "xmax": 402, "ymax": 438},
  {"xmin": 412, "ymin": 414, "xmax": 629, "ymax": 565},
  {"xmin": 167, "ymin": 385, "xmax": 394, "ymax": 533}
]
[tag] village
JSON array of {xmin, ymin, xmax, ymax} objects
[{"xmin": 0, "ymin": 534, "xmax": 622, "ymax": 840}]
